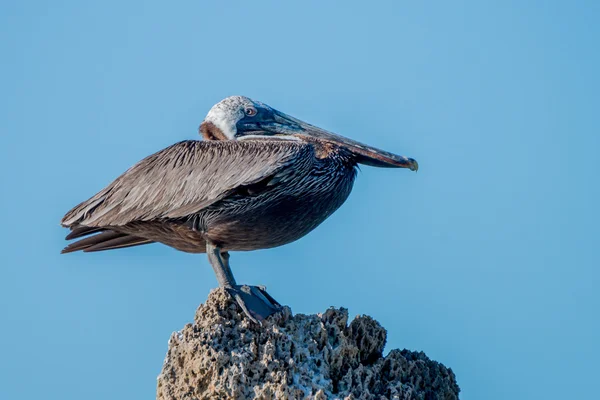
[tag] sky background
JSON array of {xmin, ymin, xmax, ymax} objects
[{"xmin": 1, "ymin": 1, "xmax": 598, "ymax": 399}]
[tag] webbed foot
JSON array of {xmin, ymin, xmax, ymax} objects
[{"xmin": 225, "ymin": 285, "xmax": 282, "ymax": 324}]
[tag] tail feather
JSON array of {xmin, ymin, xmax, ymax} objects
[
  {"xmin": 65, "ymin": 226, "xmax": 104, "ymax": 240},
  {"xmin": 61, "ymin": 229, "xmax": 154, "ymax": 254},
  {"xmin": 84, "ymin": 236, "xmax": 153, "ymax": 252}
]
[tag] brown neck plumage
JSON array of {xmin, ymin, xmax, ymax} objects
[{"xmin": 199, "ymin": 121, "xmax": 229, "ymax": 141}]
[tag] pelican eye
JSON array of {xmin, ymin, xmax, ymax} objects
[{"xmin": 245, "ymin": 107, "xmax": 257, "ymax": 117}]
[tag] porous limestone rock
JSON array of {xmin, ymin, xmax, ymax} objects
[{"xmin": 157, "ymin": 289, "xmax": 460, "ymax": 400}]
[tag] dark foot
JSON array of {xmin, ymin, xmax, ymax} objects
[{"xmin": 225, "ymin": 285, "xmax": 282, "ymax": 324}]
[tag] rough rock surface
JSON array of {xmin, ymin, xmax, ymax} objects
[{"xmin": 157, "ymin": 289, "xmax": 460, "ymax": 400}]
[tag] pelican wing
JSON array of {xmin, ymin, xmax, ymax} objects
[{"xmin": 61, "ymin": 139, "xmax": 311, "ymax": 228}]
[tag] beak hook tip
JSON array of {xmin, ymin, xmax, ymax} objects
[{"xmin": 409, "ymin": 159, "xmax": 419, "ymax": 172}]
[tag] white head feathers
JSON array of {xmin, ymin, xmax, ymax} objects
[{"xmin": 204, "ymin": 96, "xmax": 256, "ymax": 139}]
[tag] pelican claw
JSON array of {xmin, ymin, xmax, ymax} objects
[{"xmin": 226, "ymin": 285, "xmax": 282, "ymax": 324}]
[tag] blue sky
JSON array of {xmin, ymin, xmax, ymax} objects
[{"xmin": 1, "ymin": 1, "xmax": 598, "ymax": 399}]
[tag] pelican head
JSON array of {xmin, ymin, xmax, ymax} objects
[{"xmin": 200, "ymin": 95, "xmax": 418, "ymax": 170}]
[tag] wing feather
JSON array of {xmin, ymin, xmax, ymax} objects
[{"xmin": 61, "ymin": 140, "xmax": 311, "ymax": 228}]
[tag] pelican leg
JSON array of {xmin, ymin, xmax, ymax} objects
[{"xmin": 206, "ymin": 242, "xmax": 282, "ymax": 324}]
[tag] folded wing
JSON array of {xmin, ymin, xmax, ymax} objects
[{"xmin": 61, "ymin": 139, "xmax": 311, "ymax": 228}]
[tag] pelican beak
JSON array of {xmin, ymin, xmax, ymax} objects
[{"xmin": 268, "ymin": 110, "xmax": 418, "ymax": 170}]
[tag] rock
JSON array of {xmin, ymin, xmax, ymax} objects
[{"xmin": 156, "ymin": 289, "xmax": 460, "ymax": 400}]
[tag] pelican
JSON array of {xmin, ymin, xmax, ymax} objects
[{"xmin": 61, "ymin": 96, "xmax": 418, "ymax": 322}]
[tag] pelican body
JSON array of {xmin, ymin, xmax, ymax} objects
[{"xmin": 61, "ymin": 96, "xmax": 418, "ymax": 322}]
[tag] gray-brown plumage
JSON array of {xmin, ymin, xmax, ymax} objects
[
  {"xmin": 61, "ymin": 96, "xmax": 418, "ymax": 322},
  {"xmin": 62, "ymin": 139, "xmax": 356, "ymax": 254}
]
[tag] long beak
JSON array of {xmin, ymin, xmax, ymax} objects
[{"xmin": 269, "ymin": 110, "xmax": 418, "ymax": 170}]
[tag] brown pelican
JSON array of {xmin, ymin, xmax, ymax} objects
[{"xmin": 61, "ymin": 96, "xmax": 418, "ymax": 322}]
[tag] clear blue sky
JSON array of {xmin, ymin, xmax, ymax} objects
[{"xmin": 1, "ymin": 1, "xmax": 598, "ymax": 399}]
